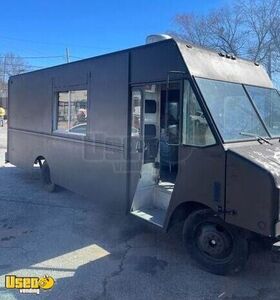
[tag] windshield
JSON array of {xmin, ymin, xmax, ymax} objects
[
  {"xmin": 196, "ymin": 78, "xmax": 268, "ymax": 142},
  {"xmin": 245, "ymin": 86, "xmax": 280, "ymax": 137}
]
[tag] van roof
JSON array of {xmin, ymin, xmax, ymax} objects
[
  {"xmin": 174, "ymin": 38, "xmax": 273, "ymax": 88},
  {"xmin": 10, "ymin": 36, "xmax": 273, "ymax": 89}
]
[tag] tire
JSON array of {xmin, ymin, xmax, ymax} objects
[
  {"xmin": 41, "ymin": 161, "xmax": 56, "ymax": 193},
  {"xmin": 183, "ymin": 209, "xmax": 249, "ymax": 275}
]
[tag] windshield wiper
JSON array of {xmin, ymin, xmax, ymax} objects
[{"xmin": 240, "ymin": 132, "xmax": 273, "ymax": 145}]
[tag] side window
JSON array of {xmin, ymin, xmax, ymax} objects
[
  {"xmin": 183, "ymin": 81, "xmax": 215, "ymax": 146},
  {"xmin": 55, "ymin": 90, "xmax": 88, "ymax": 135}
]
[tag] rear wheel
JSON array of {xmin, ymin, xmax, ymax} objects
[
  {"xmin": 183, "ymin": 209, "xmax": 248, "ymax": 275},
  {"xmin": 40, "ymin": 160, "xmax": 56, "ymax": 193}
]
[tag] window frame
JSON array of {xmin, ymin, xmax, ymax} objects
[
  {"xmin": 194, "ymin": 76, "xmax": 279, "ymax": 144},
  {"xmin": 130, "ymin": 80, "xmax": 220, "ymax": 148},
  {"xmin": 53, "ymin": 87, "xmax": 89, "ymax": 138},
  {"xmin": 244, "ymin": 84, "xmax": 280, "ymax": 138},
  {"xmin": 182, "ymin": 79, "xmax": 217, "ymax": 148},
  {"xmin": 131, "ymin": 87, "xmax": 144, "ymax": 138}
]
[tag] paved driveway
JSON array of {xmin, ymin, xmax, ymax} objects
[{"xmin": 0, "ymin": 124, "xmax": 280, "ymax": 299}]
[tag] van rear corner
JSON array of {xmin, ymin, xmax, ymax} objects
[
  {"xmin": 5, "ymin": 151, "xmax": 9, "ymax": 163},
  {"xmin": 272, "ymin": 241, "xmax": 280, "ymax": 263},
  {"xmin": 270, "ymin": 217, "xmax": 280, "ymax": 262}
]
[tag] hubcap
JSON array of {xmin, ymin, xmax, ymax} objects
[{"xmin": 196, "ymin": 224, "xmax": 233, "ymax": 259}]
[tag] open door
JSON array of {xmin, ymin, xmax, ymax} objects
[
  {"xmin": 129, "ymin": 83, "xmax": 181, "ymax": 227},
  {"xmin": 129, "ymin": 88, "xmax": 144, "ymax": 202}
]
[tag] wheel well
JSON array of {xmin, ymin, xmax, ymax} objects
[
  {"xmin": 33, "ymin": 156, "xmax": 46, "ymax": 167},
  {"xmin": 167, "ymin": 202, "xmax": 211, "ymax": 231}
]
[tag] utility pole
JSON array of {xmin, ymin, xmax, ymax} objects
[
  {"xmin": 2, "ymin": 56, "xmax": 7, "ymax": 97},
  {"xmin": 2, "ymin": 56, "xmax": 6, "ymax": 83},
  {"xmin": 65, "ymin": 48, "xmax": 70, "ymax": 63}
]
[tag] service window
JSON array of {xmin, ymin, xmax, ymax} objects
[{"xmin": 55, "ymin": 90, "xmax": 88, "ymax": 135}]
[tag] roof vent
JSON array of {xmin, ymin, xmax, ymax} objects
[
  {"xmin": 219, "ymin": 52, "xmax": 226, "ymax": 57},
  {"xmin": 146, "ymin": 34, "xmax": 172, "ymax": 44}
]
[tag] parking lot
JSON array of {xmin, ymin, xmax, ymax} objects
[{"xmin": 0, "ymin": 124, "xmax": 280, "ymax": 300}]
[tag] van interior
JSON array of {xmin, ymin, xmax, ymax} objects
[{"xmin": 130, "ymin": 82, "xmax": 181, "ymax": 227}]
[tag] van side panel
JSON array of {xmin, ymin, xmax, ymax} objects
[
  {"xmin": 165, "ymin": 145, "xmax": 226, "ymax": 228},
  {"xmin": 130, "ymin": 40, "xmax": 186, "ymax": 84},
  {"xmin": 8, "ymin": 52, "xmax": 130, "ymax": 213},
  {"xmin": 9, "ymin": 71, "xmax": 53, "ymax": 134},
  {"xmin": 8, "ymin": 40, "xmax": 187, "ymax": 214}
]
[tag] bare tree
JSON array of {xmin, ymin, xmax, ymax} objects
[
  {"xmin": 269, "ymin": 2, "xmax": 280, "ymax": 75},
  {"xmin": 238, "ymin": 0, "xmax": 280, "ymax": 77},
  {"xmin": 173, "ymin": 14, "xmax": 213, "ymax": 48},
  {"xmin": 172, "ymin": 0, "xmax": 280, "ymax": 81},
  {"xmin": 0, "ymin": 53, "xmax": 29, "ymax": 97},
  {"xmin": 172, "ymin": 6, "xmax": 246, "ymax": 55},
  {"xmin": 208, "ymin": 7, "xmax": 247, "ymax": 55}
]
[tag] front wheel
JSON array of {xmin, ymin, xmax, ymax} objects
[{"xmin": 183, "ymin": 209, "xmax": 249, "ymax": 275}]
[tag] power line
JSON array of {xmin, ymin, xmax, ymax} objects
[
  {"xmin": 0, "ymin": 62, "xmax": 44, "ymax": 68},
  {"xmin": 0, "ymin": 55, "xmax": 64, "ymax": 59},
  {"xmin": 0, "ymin": 63, "xmax": 42, "ymax": 67},
  {"xmin": 69, "ymin": 55, "xmax": 83, "ymax": 59},
  {"xmin": 0, "ymin": 51, "xmax": 85, "ymax": 73},
  {"xmin": 0, "ymin": 54, "xmax": 84, "ymax": 68},
  {"xmin": 0, "ymin": 55, "xmax": 84, "ymax": 60}
]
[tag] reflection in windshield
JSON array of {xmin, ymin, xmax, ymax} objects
[
  {"xmin": 245, "ymin": 86, "xmax": 280, "ymax": 137},
  {"xmin": 196, "ymin": 78, "xmax": 268, "ymax": 142}
]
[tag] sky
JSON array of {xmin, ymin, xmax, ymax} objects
[{"xmin": 0, "ymin": 0, "xmax": 226, "ymax": 69}]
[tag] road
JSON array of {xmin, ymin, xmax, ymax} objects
[{"xmin": 0, "ymin": 124, "xmax": 280, "ymax": 299}]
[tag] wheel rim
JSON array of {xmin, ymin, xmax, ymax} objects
[{"xmin": 195, "ymin": 223, "xmax": 233, "ymax": 260}]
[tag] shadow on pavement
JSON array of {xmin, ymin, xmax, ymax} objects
[{"xmin": 0, "ymin": 165, "xmax": 279, "ymax": 299}]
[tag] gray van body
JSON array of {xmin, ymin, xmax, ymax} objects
[{"xmin": 7, "ymin": 38, "xmax": 280, "ymax": 239}]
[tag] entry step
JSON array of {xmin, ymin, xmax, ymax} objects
[
  {"xmin": 131, "ymin": 207, "xmax": 166, "ymax": 227},
  {"xmin": 158, "ymin": 181, "xmax": 174, "ymax": 193}
]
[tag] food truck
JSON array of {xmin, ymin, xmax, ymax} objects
[{"xmin": 6, "ymin": 35, "xmax": 280, "ymax": 275}]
